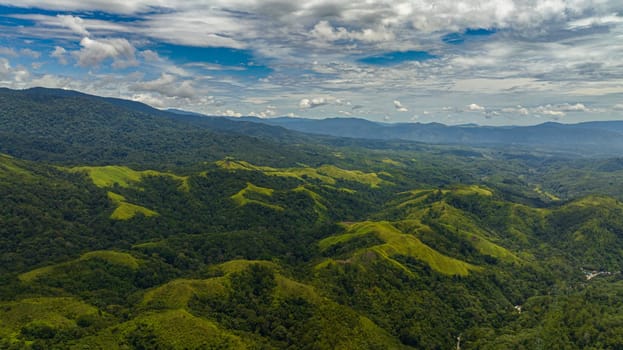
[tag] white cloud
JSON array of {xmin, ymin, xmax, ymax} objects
[
  {"xmin": 614, "ymin": 104, "xmax": 623, "ymax": 111},
  {"xmin": 221, "ymin": 109, "xmax": 243, "ymax": 117},
  {"xmin": 132, "ymin": 93, "xmax": 166, "ymax": 108},
  {"xmin": 248, "ymin": 107, "xmax": 277, "ymax": 118},
  {"xmin": 556, "ymin": 103, "xmax": 589, "ymax": 112},
  {"xmin": 57, "ymin": 15, "xmax": 90, "ymax": 36},
  {"xmin": 311, "ymin": 20, "xmax": 394, "ymax": 43},
  {"xmin": 567, "ymin": 14, "xmax": 623, "ymax": 29},
  {"xmin": 534, "ymin": 105, "xmax": 566, "ymax": 117},
  {"xmin": 0, "ymin": 58, "xmax": 11, "ymax": 79},
  {"xmin": 0, "ymin": 1, "xmax": 155, "ymax": 14},
  {"xmin": 299, "ymin": 97, "xmax": 328, "ymax": 109},
  {"xmin": 133, "ymin": 73, "xmax": 197, "ymax": 98},
  {"xmin": 20, "ymin": 48, "xmax": 41, "ymax": 59},
  {"xmin": 137, "ymin": 11, "xmax": 248, "ymax": 49},
  {"xmin": 2, "ymin": 0, "xmax": 623, "ymax": 125},
  {"xmin": 393, "ymin": 100, "xmax": 408, "ymax": 112},
  {"xmin": 501, "ymin": 105, "xmax": 530, "ymax": 116},
  {"xmin": 74, "ymin": 37, "xmax": 138, "ymax": 68},
  {"xmin": 140, "ymin": 50, "xmax": 161, "ymax": 62},
  {"xmin": 50, "ymin": 46, "xmax": 68, "ymax": 65},
  {"xmin": 0, "ymin": 57, "xmax": 30, "ymax": 84},
  {"xmin": 467, "ymin": 103, "xmax": 486, "ymax": 112},
  {"xmin": 0, "ymin": 47, "xmax": 17, "ymax": 57}
]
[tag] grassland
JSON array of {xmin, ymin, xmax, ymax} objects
[
  {"xmin": 107, "ymin": 191, "xmax": 158, "ymax": 220},
  {"xmin": 217, "ymin": 158, "xmax": 389, "ymax": 188},
  {"xmin": 320, "ymin": 221, "xmax": 481, "ymax": 276},
  {"xmin": 231, "ymin": 182, "xmax": 284, "ymax": 211},
  {"xmin": 72, "ymin": 309, "xmax": 248, "ymax": 349},
  {"xmin": 0, "ymin": 153, "xmax": 34, "ymax": 180},
  {"xmin": 391, "ymin": 187, "xmax": 520, "ymax": 263},
  {"xmin": 136, "ymin": 261, "xmax": 407, "ymax": 349},
  {"xmin": 70, "ymin": 165, "xmax": 189, "ymax": 191},
  {"xmin": 19, "ymin": 250, "xmax": 140, "ymax": 283},
  {"xmin": 0, "ymin": 297, "xmax": 100, "ymax": 343},
  {"xmin": 534, "ymin": 185, "xmax": 561, "ymax": 201}
]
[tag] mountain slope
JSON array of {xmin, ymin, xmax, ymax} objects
[{"xmin": 0, "ymin": 88, "xmax": 326, "ymax": 168}]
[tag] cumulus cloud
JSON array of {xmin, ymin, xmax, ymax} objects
[
  {"xmin": 0, "ymin": 47, "xmax": 17, "ymax": 57},
  {"xmin": 467, "ymin": 103, "xmax": 486, "ymax": 112},
  {"xmin": 0, "ymin": 57, "xmax": 30, "ymax": 84},
  {"xmin": 299, "ymin": 97, "xmax": 328, "ymax": 109},
  {"xmin": 57, "ymin": 15, "xmax": 90, "ymax": 36},
  {"xmin": 133, "ymin": 73, "xmax": 196, "ymax": 99},
  {"xmin": 393, "ymin": 100, "xmax": 408, "ymax": 112},
  {"xmin": 0, "ymin": 46, "xmax": 41, "ymax": 59},
  {"xmin": 248, "ymin": 107, "xmax": 277, "ymax": 118},
  {"xmin": 50, "ymin": 46, "xmax": 68, "ymax": 65},
  {"xmin": 501, "ymin": 105, "xmax": 530, "ymax": 116},
  {"xmin": 311, "ymin": 20, "xmax": 394, "ymax": 43},
  {"xmin": 74, "ymin": 37, "xmax": 137, "ymax": 68},
  {"xmin": 140, "ymin": 50, "xmax": 161, "ymax": 62},
  {"xmin": 0, "ymin": 57, "xmax": 11, "ymax": 79},
  {"xmin": 220, "ymin": 109, "xmax": 243, "ymax": 117},
  {"xmin": 556, "ymin": 103, "xmax": 589, "ymax": 112},
  {"xmin": 132, "ymin": 93, "xmax": 166, "ymax": 108},
  {"xmin": 614, "ymin": 104, "xmax": 623, "ymax": 111},
  {"xmin": 534, "ymin": 105, "xmax": 566, "ymax": 118},
  {"xmin": 20, "ymin": 48, "xmax": 40, "ymax": 58}
]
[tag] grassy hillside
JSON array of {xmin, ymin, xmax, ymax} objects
[{"xmin": 6, "ymin": 150, "xmax": 623, "ymax": 348}]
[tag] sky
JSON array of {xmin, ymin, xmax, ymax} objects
[{"xmin": 0, "ymin": 1, "xmax": 622, "ymax": 125}]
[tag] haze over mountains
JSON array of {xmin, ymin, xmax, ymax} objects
[{"xmin": 233, "ymin": 116, "xmax": 623, "ymax": 155}]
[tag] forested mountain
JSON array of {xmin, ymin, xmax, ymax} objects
[
  {"xmin": 0, "ymin": 88, "xmax": 324, "ymax": 169},
  {"xmin": 3, "ymin": 88, "xmax": 623, "ymax": 349}
]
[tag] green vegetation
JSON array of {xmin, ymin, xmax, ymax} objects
[
  {"xmin": 71, "ymin": 165, "xmax": 190, "ymax": 191},
  {"xmin": 107, "ymin": 191, "xmax": 159, "ymax": 220},
  {"xmin": 0, "ymin": 297, "xmax": 102, "ymax": 345},
  {"xmin": 0, "ymin": 153, "xmax": 34, "ymax": 180},
  {"xmin": 6, "ymin": 89, "xmax": 623, "ymax": 348},
  {"xmin": 320, "ymin": 221, "xmax": 480, "ymax": 276},
  {"xmin": 217, "ymin": 158, "xmax": 388, "ymax": 188},
  {"xmin": 19, "ymin": 250, "xmax": 140, "ymax": 283},
  {"xmin": 230, "ymin": 182, "xmax": 284, "ymax": 211}
]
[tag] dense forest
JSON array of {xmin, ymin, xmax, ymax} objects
[{"xmin": 3, "ymin": 88, "xmax": 623, "ymax": 349}]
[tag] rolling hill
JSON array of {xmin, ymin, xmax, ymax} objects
[{"xmin": 3, "ymin": 88, "xmax": 623, "ymax": 348}]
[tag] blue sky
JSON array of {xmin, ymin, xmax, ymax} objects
[{"xmin": 0, "ymin": 1, "xmax": 622, "ymax": 125}]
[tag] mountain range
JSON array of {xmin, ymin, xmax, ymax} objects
[{"xmin": 231, "ymin": 116, "xmax": 623, "ymax": 156}]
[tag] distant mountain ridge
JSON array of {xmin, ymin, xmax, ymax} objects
[
  {"xmin": 230, "ymin": 116, "xmax": 623, "ymax": 156},
  {"xmin": 2, "ymin": 87, "xmax": 623, "ymax": 159}
]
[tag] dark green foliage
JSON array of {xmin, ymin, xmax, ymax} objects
[
  {"xmin": 0, "ymin": 161, "xmax": 111, "ymax": 274},
  {"xmin": 0, "ymin": 88, "xmax": 332, "ymax": 169}
]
